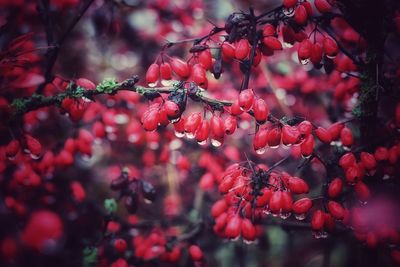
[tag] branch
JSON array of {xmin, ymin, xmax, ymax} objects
[
  {"xmin": 36, "ymin": 0, "xmax": 96, "ymax": 94},
  {"xmin": 10, "ymin": 77, "xmax": 233, "ymax": 120}
]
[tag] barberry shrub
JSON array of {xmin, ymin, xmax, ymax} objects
[{"xmin": 0, "ymin": 0, "xmax": 400, "ymax": 267}]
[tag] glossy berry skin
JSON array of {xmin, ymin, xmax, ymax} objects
[
  {"xmin": 189, "ymin": 245, "xmax": 203, "ymax": 261},
  {"xmin": 6, "ymin": 140, "xmax": 20, "ymax": 159},
  {"xmin": 191, "ymin": 64, "xmax": 207, "ymax": 86},
  {"xmin": 283, "ymin": 0, "xmax": 298, "ymax": 8},
  {"xmin": 241, "ymin": 218, "xmax": 256, "ymax": 241},
  {"xmin": 298, "ymin": 39, "xmax": 312, "ymax": 60},
  {"xmin": 339, "ymin": 153, "xmax": 356, "ymax": 169},
  {"xmin": 210, "ymin": 115, "xmax": 225, "ymax": 138},
  {"xmin": 300, "ymin": 134, "xmax": 314, "ymax": 157},
  {"xmin": 238, "ymin": 89, "xmax": 254, "ymax": 111},
  {"xmin": 114, "ymin": 238, "xmax": 127, "ymax": 253},
  {"xmin": 323, "ymin": 37, "xmax": 338, "ymax": 58},
  {"xmin": 281, "ymin": 125, "xmax": 300, "ymax": 146},
  {"xmin": 315, "ymin": 127, "xmax": 332, "ymax": 144},
  {"xmin": 170, "ymin": 58, "xmax": 190, "ymax": 78},
  {"xmin": 294, "ymin": 5, "xmax": 308, "ymax": 25},
  {"xmin": 145, "ymin": 63, "xmax": 159, "ymax": 85},
  {"xmin": 315, "ymin": 0, "xmax": 332, "ymax": 13},
  {"xmin": 225, "ymin": 215, "xmax": 242, "ymax": 239},
  {"xmin": 327, "ymin": 201, "xmax": 345, "ymax": 220},
  {"xmin": 160, "ymin": 62, "xmax": 172, "ymax": 80},
  {"xmin": 327, "ymin": 178, "xmax": 343, "ymax": 198},
  {"xmin": 267, "ymin": 127, "xmax": 282, "ymax": 147},
  {"xmin": 76, "ymin": 78, "xmax": 96, "ymax": 90},
  {"xmin": 311, "ymin": 210, "xmax": 325, "ymax": 231},
  {"xmin": 224, "ymin": 116, "xmax": 237, "ymax": 135},
  {"xmin": 253, "ymin": 98, "xmax": 269, "ymax": 124},
  {"xmin": 253, "ymin": 129, "xmax": 268, "ymax": 152},
  {"xmin": 235, "ymin": 39, "xmax": 251, "ymax": 60},
  {"xmin": 354, "ymin": 182, "xmax": 371, "ymax": 201},
  {"xmin": 184, "ymin": 112, "xmax": 202, "ymax": 135},
  {"xmin": 340, "ymin": 127, "xmax": 353, "ymax": 147},
  {"xmin": 195, "ymin": 120, "xmax": 210, "ymax": 143},
  {"xmin": 310, "ymin": 43, "xmax": 323, "ymax": 65},
  {"xmin": 360, "ymin": 152, "xmax": 377, "ymax": 170},
  {"xmin": 263, "ymin": 36, "xmax": 283, "ymax": 50},
  {"xmin": 292, "ymin": 198, "xmax": 312, "ymax": 214},
  {"xmin": 25, "ymin": 135, "xmax": 42, "ymax": 158}
]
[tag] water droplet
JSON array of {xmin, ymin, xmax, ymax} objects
[
  {"xmin": 320, "ymin": 231, "xmax": 328, "ymax": 238},
  {"xmin": 359, "ymin": 200, "xmax": 368, "ymax": 205},
  {"xmin": 300, "ymin": 58, "xmax": 309, "ymax": 65},
  {"xmin": 186, "ymin": 132, "xmax": 195, "ymax": 139},
  {"xmin": 211, "ymin": 139, "xmax": 222, "ymax": 147},
  {"xmin": 174, "ymin": 131, "xmax": 185, "ymax": 138},
  {"xmin": 128, "ymin": 134, "xmax": 139, "ymax": 143},
  {"xmin": 283, "ymin": 42, "xmax": 293, "ymax": 48},
  {"xmin": 148, "ymin": 82, "xmax": 158, "ymax": 87},
  {"xmin": 313, "ymin": 231, "xmax": 322, "ymax": 239},
  {"xmin": 255, "ymin": 148, "xmax": 266, "ymax": 154},
  {"xmin": 283, "ymin": 7, "xmax": 295, "ymax": 17},
  {"xmin": 230, "ymin": 236, "xmax": 240, "ymax": 242},
  {"xmin": 301, "ymin": 154, "xmax": 312, "ymax": 159},
  {"xmin": 161, "ymin": 79, "xmax": 174, "ymax": 86},
  {"xmin": 243, "ymin": 239, "xmax": 256, "ymax": 245},
  {"xmin": 6, "ymin": 155, "xmax": 16, "ymax": 161},
  {"xmin": 295, "ymin": 213, "xmax": 306, "ymax": 220},
  {"xmin": 280, "ymin": 212, "xmax": 291, "ymax": 219},
  {"xmin": 197, "ymin": 140, "xmax": 207, "ymax": 146},
  {"xmin": 326, "ymin": 55, "xmax": 336, "ymax": 59},
  {"xmin": 30, "ymin": 153, "xmax": 40, "ymax": 160},
  {"xmin": 269, "ymin": 145, "xmax": 279, "ymax": 149},
  {"xmin": 169, "ymin": 117, "xmax": 180, "ymax": 124}
]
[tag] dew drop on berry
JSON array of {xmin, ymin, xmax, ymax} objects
[
  {"xmin": 255, "ymin": 148, "xmax": 266, "ymax": 155},
  {"xmin": 295, "ymin": 213, "xmax": 306, "ymax": 220},
  {"xmin": 148, "ymin": 82, "xmax": 158, "ymax": 88},
  {"xmin": 300, "ymin": 58, "xmax": 310, "ymax": 65},
  {"xmin": 211, "ymin": 139, "xmax": 222, "ymax": 147},
  {"xmin": 280, "ymin": 212, "xmax": 291, "ymax": 219},
  {"xmin": 175, "ymin": 131, "xmax": 185, "ymax": 138},
  {"xmin": 283, "ymin": 7, "xmax": 295, "ymax": 17}
]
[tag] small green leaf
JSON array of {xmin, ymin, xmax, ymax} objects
[
  {"xmin": 83, "ymin": 247, "xmax": 97, "ymax": 267},
  {"xmin": 104, "ymin": 198, "xmax": 118, "ymax": 214},
  {"xmin": 96, "ymin": 78, "xmax": 118, "ymax": 93}
]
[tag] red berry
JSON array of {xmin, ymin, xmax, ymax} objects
[
  {"xmin": 287, "ymin": 176, "xmax": 309, "ymax": 194},
  {"xmin": 189, "ymin": 245, "xmax": 203, "ymax": 261},
  {"xmin": 323, "ymin": 37, "xmax": 338, "ymax": 58},
  {"xmin": 311, "ymin": 210, "xmax": 325, "ymax": 231},
  {"xmin": 25, "ymin": 135, "xmax": 42, "ymax": 159},
  {"xmin": 145, "ymin": 63, "xmax": 160, "ymax": 86},
  {"xmin": 315, "ymin": 0, "xmax": 332, "ymax": 13},
  {"xmin": 224, "ymin": 116, "xmax": 237, "ymax": 135},
  {"xmin": 221, "ymin": 42, "xmax": 235, "ymax": 59},
  {"xmin": 283, "ymin": 0, "xmax": 298, "ymax": 8},
  {"xmin": 315, "ymin": 127, "xmax": 332, "ymax": 144},
  {"xmin": 310, "ymin": 43, "xmax": 323, "ymax": 65},
  {"xmin": 253, "ymin": 129, "xmax": 268, "ymax": 154},
  {"xmin": 160, "ymin": 62, "xmax": 172, "ymax": 81},
  {"xmin": 340, "ymin": 127, "xmax": 353, "ymax": 147},
  {"xmin": 184, "ymin": 112, "xmax": 202, "ymax": 137},
  {"xmin": 198, "ymin": 49, "xmax": 213, "ymax": 70},
  {"xmin": 267, "ymin": 126, "xmax": 282, "ymax": 148},
  {"xmin": 360, "ymin": 152, "xmax": 377, "ymax": 170},
  {"xmin": 339, "ymin": 152, "xmax": 356, "ymax": 169},
  {"xmin": 327, "ymin": 201, "xmax": 345, "ymax": 220},
  {"xmin": 163, "ymin": 100, "xmax": 180, "ymax": 120},
  {"xmin": 170, "ymin": 57, "xmax": 190, "ymax": 78},
  {"xmin": 374, "ymin": 147, "xmax": 389, "ymax": 161},
  {"xmin": 298, "ymin": 120, "xmax": 313, "ymax": 136},
  {"xmin": 195, "ymin": 120, "xmax": 210, "ymax": 144},
  {"xmin": 263, "ymin": 36, "xmax": 283, "ymax": 50},
  {"xmin": 114, "ymin": 238, "xmax": 127, "ymax": 253},
  {"xmin": 191, "ymin": 63, "xmax": 207, "ymax": 86},
  {"xmin": 327, "ymin": 122, "xmax": 344, "ymax": 140},
  {"xmin": 292, "ymin": 198, "xmax": 312, "ymax": 214},
  {"xmin": 238, "ymin": 89, "xmax": 254, "ymax": 111},
  {"xmin": 6, "ymin": 139, "xmax": 20, "ymax": 160},
  {"xmin": 294, "ymin": 5, "xmax": 308, "ymax": 25},
  {"xmin": 225, "ymin": 215, "xmax": 242, "ymax": 239},
  {"xmin": 76, "ymin": 78, "xmax": 96, "ymax": 90},
  {"xmin": 211, "ymin": 199, "xmax": 228, "ymax": 218},
  {"xmin": 354, "ymin": 181, "xmax": 371, "ymax": 201},
  {"xmin": 210, "ymin": 115, "xmax": 225, "ymax": 139},
  {"xmin": 298, "ymin": 39, "xmax": 312, "ymax": 60},
  {"xmin": 235, "ymin": 39, "xmax": 251, "ymax": 60},
  {"xmin": 300, "ymin": 134, "xmax": 314, "ymax": 157},
  {"xmin": 281, "ymin": 125, "xmax": 300, "ymax": 146},
  {"xmin": 241, "ymin": 218, "xmax": 256, "ymax": 242},
  {"xmin": 262, "ymin": 24, "xmax": 275, "ymax": 37},
  {"xmin": 328, "ymin": 178, "xmax": 343, "ymax": 198},
  {"xmin": 253, "ymin": 98, "xmax": 269, "ymax": 124}
]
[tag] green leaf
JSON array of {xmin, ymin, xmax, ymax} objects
[
  {"xmin": 104, "ymin": 198, "xmax": 118, "ymax": 214},
  {"xmin": 96, "ymin": 78, "xmax": 118, "ymax": 93},
  {"xmin": 83, "ymin": 247, "xmax": 97, "ymax": 267}
]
